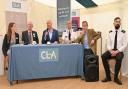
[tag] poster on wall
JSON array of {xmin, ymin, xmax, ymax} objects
[
  {"xmin": 5, "ymin": 0, "xmax": 27, "ymax": 42},
  {"xmin": 72, "ymin": 17, "xmax": 80, "ymax": 31},
  {"xmin": 57, "ymin": 0, "xmax": 71, "ymax": 36},
  {"xmin": 6, "ymin": 0, "xmax": 27, "ymax": 12}
]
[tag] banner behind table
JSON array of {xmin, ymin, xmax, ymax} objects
[
  {"xmin": 57, "ymin": 0, "xmax": 71, "ymax": 36},
  {"xmin": 72, "ymin": 17, "xmax": 80, "ymax": 31}
]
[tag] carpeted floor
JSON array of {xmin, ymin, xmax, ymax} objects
[{"xmin": 0, "ymin": 61, "xmax": 128, "ymax": 89}]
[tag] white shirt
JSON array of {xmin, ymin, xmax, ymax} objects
[
  {"xmin": 62, "ymin": 29, "xmax": 77, "ymax": 43},
  {"xmin": 48, "ymin": 30, "xmax": 53, "ymax": 40},
  {"xmin": 107, "ymin": 29, "xmax": 127, "ymax": 52},
  {"xmin": 84, "ymin": 32, "xmax": 89, "ymax": 49}
]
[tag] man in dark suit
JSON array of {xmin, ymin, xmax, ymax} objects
[
  {"xmin": 42, "ymin": 20, "xmax": 59, "ymax": 44},
  {"xmin": 22, "ymin": 21, "xmax": 39, "ymax": 44}
]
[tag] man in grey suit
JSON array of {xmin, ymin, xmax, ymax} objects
[{"xmin": 22, "ymin": 21, "xmax": 39, "ymax": 45}]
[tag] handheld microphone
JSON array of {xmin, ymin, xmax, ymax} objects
[{"xmin": 44, "ymin": 31, "xmax": 48, "ymax": 40}]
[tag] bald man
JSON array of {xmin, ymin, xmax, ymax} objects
[
  {"xmin": 22, "ymin": 21, "xmax": 39, "ymax": 44},
  {"xmin": 41, "ymin": 20, "xmax": 59, "ymax": 44}
]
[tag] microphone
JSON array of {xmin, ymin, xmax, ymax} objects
[{"xmin": 44, "ymin": 31, "xmax": 48, "ymax": 40}]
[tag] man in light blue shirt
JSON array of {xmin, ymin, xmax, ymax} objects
[
  {"xmin": 75, "ymin": 21, "xmax": 101, "ymax": 80},
  {"xmin": 84, "ymin": 32, "xmax": 89, "ymax": 49},
  {"xmin": 42, "ymin": 20, "xmax": 59, "ymax": 44}
]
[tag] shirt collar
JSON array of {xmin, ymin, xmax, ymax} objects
[
  {"xmin": 66, "ymin": 29, "xmax": 73, "ymax": 32},
  {"xmin": 113, "ymin": 28, "xmax": 121, "ymax": 32},
  {"xmin": 47, "ymin": 29, "xmax": 53, "ymax": 33},
  {"xmin": 28, "ymin": 30, "xmax": 32, "ymax": 33}
]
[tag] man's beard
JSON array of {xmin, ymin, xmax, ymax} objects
[{"xmin": 115, "ymin": 24, "xmax": 120, "ymax": 29}]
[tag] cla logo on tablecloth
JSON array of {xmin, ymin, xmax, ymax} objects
[{"xmin": 39, "ymin": 48, "xmax": 59, "ymax": 62}]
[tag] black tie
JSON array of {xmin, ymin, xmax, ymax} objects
[
  {"xmin": 68, "ymin": 31, "xmax": 71, "ymax": 40},
  {"xmin": 114, "ymin": 30, "xmax": 118, "ymax": 50}
]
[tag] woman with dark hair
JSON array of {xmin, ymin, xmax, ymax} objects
[{"xmin": 2, "ymin": 22, "xmax": 19, "ymax": 71}]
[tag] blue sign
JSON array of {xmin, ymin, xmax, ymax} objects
[{"xmin": 39, "ymin": 48, "xmax": 59, "ymax": 62}]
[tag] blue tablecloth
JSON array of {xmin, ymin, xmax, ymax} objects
[{"xmin": 8, "ymin": 44, "xmax": 84, "ymax": 84}]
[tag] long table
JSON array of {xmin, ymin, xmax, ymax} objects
[{"xmin": 8, "ymin": 44, "xmax": 84, "ymax": 85}]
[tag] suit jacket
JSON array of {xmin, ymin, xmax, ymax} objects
[
  {"xmin": 22, "ymin": 30, "xmax": 39, "ymax": 44},
  {"xmin": 75, "ymin": 29, "xmax": 101, "ymax": 54},
  {"xmin": 2, "ymin": 33, "xmax": 19, "ymax": 56},
  {"xmin": 42, "ymin": 29, "xmax": 59, "ymax": 44}
]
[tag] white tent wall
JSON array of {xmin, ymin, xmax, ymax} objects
[{"xmin": 79, "ymin": 0, "xmax": 128, "ymax": 76}]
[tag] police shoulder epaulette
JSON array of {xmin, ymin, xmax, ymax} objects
[
  {"xmin": 109, "ymin": 30, "xmax": 112, "ymax": 33},
  {"xmin": 121, "ymin": 30, "xmax": 126, "ymax": 33}
]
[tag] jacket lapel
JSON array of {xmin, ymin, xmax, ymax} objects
[
  {"xmin": 32, "ymin": 31, "xmax": 34, "ymax": 40},
  {"xmin": 26, "ymin": 31, "xmax": 29, "ymax": 42},
  {"xmin": 15, "ymin": 33, "xmax": 18, "ymax": 43}
]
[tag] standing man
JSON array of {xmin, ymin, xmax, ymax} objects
[
  {"xmin": 61, "ymin": 20, "xmax": 77, "ymax": 44},
  {"xmin": 22, "ymin": 21, "xmax": 39, "ymax": 44},
  {"xmin": 101, "ymin": 17, "xmax": 127, "ymax": 85},
  {"xmin": 42, "ymin": 20, "xmax": 59, "ymax": 44},
  {"xmin": 75, "ymin": 21, "xmax": 101, "ymax": 79}
]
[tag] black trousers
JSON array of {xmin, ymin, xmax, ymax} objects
[
  {"xmin": 101, "ymin": 51, "xmax": 124, "ymax": 79},
  {"xmin": 83, "ymin": 49, "xmax": 94, "ymax": 76}
]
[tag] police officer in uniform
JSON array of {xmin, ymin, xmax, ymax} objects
[
  {"xmin": 61, "ymin": 20, "xmax": 77, "ymax": 44},
  {"xmin": 101, "ymin": 17, "xmax": 127, "ymax": 85}
]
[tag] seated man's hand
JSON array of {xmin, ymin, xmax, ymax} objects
[
  {"xmin": 111, "ymin": 50, "xmax": 119, "ymax": 57},
  {"xmin": 90, "ymin": 40, "xmax": 95, "ymax": 45},
  {"xmin": 80, "ymin": 31, "xmax": 85, "ymax": 35}
]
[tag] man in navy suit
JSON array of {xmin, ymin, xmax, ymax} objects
[
  {"xmin": 22, "ymin": 21, "xmax": 39, "ymax": 44},
  {"xmin": 42, "ymin": 20, "xmax": 59, "ymax": 44}
]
